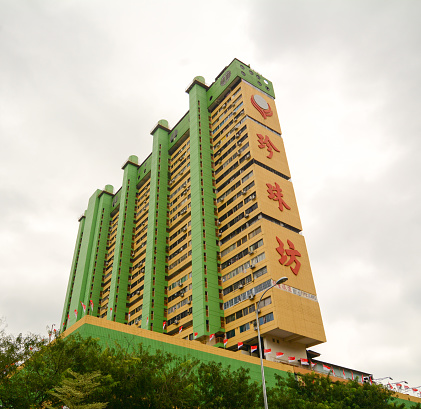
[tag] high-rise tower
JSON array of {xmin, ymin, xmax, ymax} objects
[{"xmin": 62, "ymin": 59, "xmax": 326, "ymax": 362}]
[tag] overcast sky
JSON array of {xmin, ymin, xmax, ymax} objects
[{"xmin": 1, "ymin": 0, "xmax": 420, "ymax": 388}]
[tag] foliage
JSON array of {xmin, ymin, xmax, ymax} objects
[
  {"xmin": 1, "ymin": 323, "xmax": 420, "ymax": 409},
  {"xmin": 267, "ymin": 371, "xmax": 417, "ymax": 409},
  {"xmin": 47, "ymin": 369, "xmax": 107, "ymax": 409}
]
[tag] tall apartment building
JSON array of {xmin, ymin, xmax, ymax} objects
[{"xmin": 61, "ymin": 59, "xmax": 326, "ymax": 361}]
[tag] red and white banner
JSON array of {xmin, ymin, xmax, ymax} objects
[
  {"xmin": 311, "ymin": 361, "xmax": 316, "ymax": 368},
  {"xmin": 322, "ymin": 364, "xmax": 331, "ymax": 371},
  {"xmin": 264, "ymin": 349, "xmax": 272, "ymax": 355},
  {"xmin": 146, "ymin": 316, "xmax": 149, "ymax": 326},
  {"xmin": 74, "ymin": 309, "xmax": 77, "ymax": 318},
  {"xmin": 288, "ymin": 356, "xmax": 295, "ymax": 363},
  {"xmin": 351, "ymin": 371, "xmax": 354, "ymax": 380},
  {"xmin": 223, "ymin": 339, "xmax": 228, "ymax": 347},
  {"xmin": 179, "ymin": 326, "xmax": 183, "ymax": 334},
  {"xmin": 194, "ymin": 332, "xmax": 198, "ymax": 339},
  {"xmin": 343, "ymin": 369, "xmax": 346, "ymax": 379},
  {"xmin": 128, "ymin": 312, "xmax": 131, "ymax": 321},
  {"xmin": 163, "ymin": 321, "xmax": 166, "ymax": 330},
  {"xmin": 276, "ymin": 352, "xmax": 284, "ymax": 358},
  {"xmin": 209, "ymin": 334, "xmax": 215, "ymax": 341},
  {"xmin": 301, "ymin": 358, "xmax": 309, "ymax": 365},
  {"xmin": 251, "ymin": 346, "xmax": 257, "ymax": 353},
  {"xmin": 332, "ymin": 368, "xmax": 336, "ymax": 377},
  {"xmin": 90, "ymin": 299, "xmax": 94, "ymax": 309},
  {"xmin": 238, "ymin": 342, "xmax": 243, "ymax": 349}
]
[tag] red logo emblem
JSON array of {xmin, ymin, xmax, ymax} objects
[
  {"xmin": 276, "ymin": 237, "xmax": 301, "ymax": 275},
  {"xmin": 251, "ymin": 95, "xmax": 273, "ymax": 119}
]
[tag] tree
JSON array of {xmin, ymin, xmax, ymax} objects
[
  {"xmin": 195, "ymin": 361, "xmax": 261, "ymax": 409},
  {"xmin": 47, "ymin": 369, "xmax": 107, "ymax": 409},
  {"xmin": 267, "ymin": 371, "xmax": 418, "ymax": 409}
]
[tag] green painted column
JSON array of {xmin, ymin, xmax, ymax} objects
[
  {"xmin": 81, "ymin": 185, "xmax": 114, "ymax": 318},
  {"xmin": 61, "ymin": 214, "xmax": 86, "ymax": 329},
  {"xmin": 108, "ymin": 156, "xmax": 138, "ymax": 322},
  {"xmin": 142, "ymin": 120, "xmax": 170, "ymax": 332},
  {"xmin": 67, "ymin": 189, "xmax": 102, "ymax": 327},
  {"xmin": 187, "ymin": 77, "xmax": 222, "ymax": 338}
]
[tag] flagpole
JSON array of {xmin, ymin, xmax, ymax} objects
[{"xmin": 255, "ymin": 277, "xmax": 288, "ymax": 409}]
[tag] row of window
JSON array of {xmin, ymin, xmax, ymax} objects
[{"xmin": 225, "ymin": 311, "xmax": 274, "ymax": 339}]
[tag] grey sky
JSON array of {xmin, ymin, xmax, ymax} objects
[{"xmin": 1, "ymin": 0, "xmax": 420, "ymax": 387}]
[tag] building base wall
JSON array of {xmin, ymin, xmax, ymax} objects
[{"xmin": 62, "ymin": 316, "xmax": 421, "ymax": 407}]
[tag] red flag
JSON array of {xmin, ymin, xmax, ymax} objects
[
  {"xmin": 343, "ymin": 369, "xmax": 346, "ymax": 379},
  {"xmin": 351, "ymin": 371, "xmax": 354, "ymax": 380},
  {"xmin": 179, "ymin": 326, "xmax": 183, "ymax": 334},
  {"xmin": 82, "ymin": 303, "xmax": 86, "ymax": 313},
  {"xmin": 110, "ymin": 307, "xmax": 113, "ymax": 312},
  {"xmin": 276, "ymin": 352, "xmax": 284, "ymax": 358},
  {"xmin": 74, "ymin": 309, "xmax": 77, "ymax": 318},
  {"xmin": 209, "ymin": 334, "xmax": 215, "ymax": 341},
  {"xmin": 90, "ymin": 299, "xmax": 94, "ymax": 309},
  {"xmin": 404, "ymin": 385, "xmax": 409, "ymax": 389},
  {"xmin": 128, "ymin": 312, "xmax": 131, "ymax": 321},
  {"xmin": 288, "ymin": 356, "xmax": 295, "ymax": 362},
  {"xmin": 238, "ymin": 342, "xmax": 243, "ymax": 349},
  {"xmin": 194, "ymin": 332, "xmax": 198, "ymax": 339},
  {"xmin": 388, "ymin": 383, "xmax": 394, "ymax": 390},
  {"xmin": 163, "ymin": 321, "xmax": 166, "ymax": 330},
  {"xmin": 322, "ymin": 364, "xmax": 331, "ymax": 371},
  {"xmin": 251, "ymin": 345, "xmax": 257, "ymax": 353},
  {"xmin": 301, "ymin": 358, "xmax": 309, "ymax": 365},
  {"xmin": 332, "ymin": 368, "xmax": 336, "ymax": 377},
  {"xmin": 396, "ymin": 383, "xmax": 402, "ymax": 388},
  {"xmin": 413, "ymin": 388, "xmax": 418, "ymax": 392},
  {"xmin": 67, "ymin": 314, "xmax": 70, "ymax": 320},
  {"xmin": 146, "ymin": 316, "xmax": 149, "ymax": 326},
  {"xmin": 62, "ymin": 322, "xmax": 65, "ymax": 326},
  {"xmin": 311, "ymin": 361, "xmax": 316, "ymax": 368},
  {"xmin": 223, "ymin": 339, "xmax": 228, "ymax": 347},
  {"xmin": 264, "ymin": 349, "xmax": 272, "ymax": 355}
]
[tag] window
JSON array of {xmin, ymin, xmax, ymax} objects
[
  {"xmin": 226, "ymin": 329, "xmax": 235, "ymax": 339},
  {"xmin": 239, "ymin": 323, "xmax": 250, "ymax": 333}
]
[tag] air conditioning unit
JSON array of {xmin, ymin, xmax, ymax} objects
[
  {"xmin": 182, "ymin": 226, "xmax": 187, "ymax": 232},
  {"xmin": 216, "ymin": 221, "xmax": 221, "ymax": 226},
  {"xmin": 249, "ymin": 293, "xmax": 255, "ymax": 300},
  {"xmin": 217, "ymin": 232, "xmax": 222, "ymax": 237},
  {"xmin": 249, "ymin": 249, "xmax": 254, "ymax": 255},
  {"xmin": 237, "ymin": 150, "xmax": 242, "ymax": 156},
  {"xmin": 245, "ymin": 153, "xmax": 251, "ymax": 160},
  {"xmin": 178, "ymin": 282, "xmax": 183, "ymax": 287},
  {"xmin": 135, "ymin": 290, "xmax": 140, "ymax": 295},
  {"xmin": 235, "ymin": 133, "xmax": 240, "ymax": 139},
  {"xmin": 180, "ymin": 292, "xmax": 185, "ymax": 297},
  {"xmin": 238, "ymin": 283, "xmax": 244, "ymax": 289},
  {"xmin": 220, "ymin": 197, "xmax": 224, "ymax": 202},
  {"xmin": 252, "ymin": 195, "xmax": 256, "ymax": 200},
  {"xmin": 174, "ymin": 319, "xmax": 179, "ymax": 325},
  {"xmin": 245, "ymin": 213, "xmax": 249, "ymax": 219},
  {"xmin": 237, "ymin": 141, "xmax": 242, "ymax": 146},
  {"xmin": 250, "ymin": 263, "xmax": 256, "ymax": 269},
  {"xmin": 233, "ymin": 117, "xmax": 238, "ymax": 122},
  {"xmin": 187, "ymin": 299, "xmax": 192, "ymax": 304}
]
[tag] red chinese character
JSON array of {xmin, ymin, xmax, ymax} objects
[
  {"xmin": 257, "ymin": 134, "xmax": 280, "ymax": 159},
  {"xmin": 276, "ymin": 237, "xmax": 301, "ymax": 275},
  {"xmin": 267, "ymin": 182, "xmax": 291, "ymax": 212}
]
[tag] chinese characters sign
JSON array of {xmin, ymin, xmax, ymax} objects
[
  {"xmin": 276, "ymin": 237, "xmax": 301, "ymax": 275},
  {"xmin": 267, "ymin": 182, "xmax": 291, "ymax": 212},
  {"xmin": 257, "ymin": 133, "xmax": 280, "ymax": 159}
]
